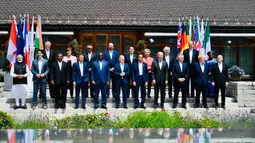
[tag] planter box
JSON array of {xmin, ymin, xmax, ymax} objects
[{"xmin": 4, "ymin": 72, "xmax": 12, "ymax": 91}]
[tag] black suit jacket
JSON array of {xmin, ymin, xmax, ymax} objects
[
  {"xmin": 50, "ymin": 61, "xmax": 70, "ymax": 84},
  {"xmin": 151, "ymin": 60, "xmax": 168, "ymax": 85},
  {"xmin": 43, "ymin": 49, "xmax": 56, "ymax": 70},
  {"xmin": 84, "ymin": 52, "xmax": 97, "ymax": 68},
  {"xmin": 172, "ymin": 62, "xmax": 189, "ymax": 82},
  {"xmin": 212, "ymin": 62, "xmax": 229, "ymax": 85},
  {"xmin": 125, "ymin": 54, "xmax": 137, "ymax": 74},
  {"xmin": 183, "ymin": 49, "xmax": 199, "ymax": 65},
  {"xmin": 193, "ymin": 62, "xmax": 210, "ymax": 86},
  {"xmin": 163, "ymin": 55, "xmax": 176, "ymax": 73}
]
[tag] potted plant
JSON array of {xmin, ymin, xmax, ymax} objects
[{"xmin": 228, "ymin": 65, "xmax": 245, "ymax": 81}]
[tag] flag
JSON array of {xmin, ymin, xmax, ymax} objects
[
  {"xmin": 180, "ymin": 21, "xmax": 188, "ymax": 54},
  {"xmin": 16, "ymin": 17, "xmax": 24, "ymax": 57},
  {"xmin": 199, "ymin": 19, "xmax": 205, "ymax": 53},
  {"xmin": 35, "ymin": 15, "xmax": 43, "ymax": 58},
  {"xmin": 186, "ymin": 18, "xmax": 192, "ymax": 42},
  {"xmin": 194, "ymin": 17, "xmax": 201, "ymax": 51},
  {"xmin": 189, "ymin": 17, "xmax": 192, "ymax": 42},
  {"xmin": 191, "ymin": 17, "xmax": 196, "ymax": 41},
  {"xmin": 203, "ymin": 22, "xmax": 211, "ymax": 59},
  {"xmin": 29, "ymin": 16, "xmax": 35, "ymax": 68},
  {"xmin": 176, "ymin": 21, "xmax": 182, "ymax": 55},
  {"xmin": 23, "ymin": 15, "xmax": 31, "ymax": 69},
  {"xmin": 7, "ymin": 16, "xmax": 17, "ymax": 65}
]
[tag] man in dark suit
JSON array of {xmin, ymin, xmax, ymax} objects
[
  {"xmin": 183, "ymin": 41, "xmax": 199, "ymax": 98},
  {"xmin": 172, "ymin": 54, "xmax": 189, "ymax": 109},
  {"xmin": 84, "ymin": 45, "xmax": 97, "ymax": 98},
  {"xmin": 43, "ymin": 41, "xmax": 56, "ymax": 98},
  {"xmin": 72, "ymin": 54, "xmax": 89, "ymax": 109},
  {"xmin": 103, "ymin": 43, "xmax": 120, "ymax": 98},
  {"xmin": 163, "ymin": 46, "xmax": 176, "ymax": 98},
  {"xmin": 193, "ymin": 54, "xmax": 210, "ymax": 108},
  {"xmin": 124, "ymin": 46, "xmax": 137, "ymax": 98},
  {"xmin": 91, "ymin": 53, "xmax": 110, "ymax": 109},
  {"xmin": 152, "ymin": 52, "xmax": 168, "ymax": 110},
  {"xmin": 114, "ymin": 55, "xmax": 130, "ymax": 109},
  {"xmin": 31, "ymin": 50, "xmax": 49, "ymax": 110},
  {"xmin": 132, "ymin": 54, "xmax": 148, "ymax": 109},
  {"xmin": 50, "ymin": 53, "xmax": 70, "ymax": 109},
  {"xmin": 212, "ymin": 55, "xmax": 229, "ymax": 109}
]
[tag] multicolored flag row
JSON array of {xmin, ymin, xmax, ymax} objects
[
  {"xmin": 177, "ymin": 17, "xmax": 211, "ymax": 58},
  {"xmin": 6, "ymin": 15, "xmax": 43, "ymax": 69}
]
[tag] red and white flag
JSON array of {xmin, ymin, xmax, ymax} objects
[
  {"xmin": 7, "ymin": 16, "xmax": 17, "ymax": 66},
  {"xmin": 23, "ymin": 15, "xmax": 31, "ymax": 69}
]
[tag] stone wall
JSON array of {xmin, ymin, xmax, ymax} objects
[{"xmin": 226, "ymin": 81, "xmax": 255, "ymax": 107}]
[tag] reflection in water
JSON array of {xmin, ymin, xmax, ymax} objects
[{"xmin": 1, "ymin": 128, "xmax": 255, "ymax": 143}]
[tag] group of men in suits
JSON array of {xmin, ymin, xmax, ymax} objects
[{"xmin": 19, "ymin": 40, "xmax": 229, "ymax": 110}]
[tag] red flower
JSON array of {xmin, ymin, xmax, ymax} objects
[
  {"xmin": 105, "ymin": 112, "xmax": 109, "ymax": 116},
  {"xmin": 2, "ymin": 116, "xmax": 6, "ymax": 120}
]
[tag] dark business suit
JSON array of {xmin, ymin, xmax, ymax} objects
[
  {"xmin": 172, "ymin": 61, "xmax": 189, "ymax": 106},
  {"xmin": 132, "ymin": 62, "xmax": 148, "ymax": 107},
  {"xmin": 125, "ymin": 53, "xmax": 137, "ymax": 98},
  {"xmin": 163, "ymin": 55, "xmax": 176, "ymax": 97},
  {"xmin": 183, "ymin": 48, "xmax": 199, "ymax": 97},
  {"xmin": 72, "ymin": 62, "xmax": 89, "ymax": 108},
  {"xmin": 212, "ymin": 62, "xmax": 229, "ymax": 107},
  {"xmin": 103, "ymin": 50, "xmax": 119, "ymax": 98},
  {"xmin": 114, "ymin": 63, "xmax": 130, "ymax": 108},
  {"xmin": 31, "ymin": 58, "xmax": 49, "ymax": 106},
  {"xmin": 193, "ymin": 62, "xmax": 210, "ymax": 107},
  {"xmin": 91, "ymin": 60, "xmax": 110, "ymax": 108},
  {"xmin": 84, "ymin": 52, "xmax": 97, "ymax": 98},
  {"xmin": 43, "ymin": 49, "xmax": 56, "ymax": 98},
  {"xmin": 151, "ymin": 59, "xmax": 168, "ymax": 107},
  {"xmin": 50, "ymin": 61, "xmax": 70, "ymax": 108}
]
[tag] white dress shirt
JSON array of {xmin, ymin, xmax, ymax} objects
[
  {"xmin": 120, "ymin": 63, "xmax": 124, "ymax": 72},
  {"xmin": 99, "ymin": 61, "xmax": 103, "ymax": 71},
  {"xmin": 165, "ymin": 55, "xmax": 170, "ymax": 67},
  {"xmin": 138, "ymin": 62, "xmax": 143, "ymax": 75},
  {"xmin": 79, "ymin": 62, "xmax": 83, "ymax": 76},
  {"xmin": 179, "ymin": 62, "xmax": 183, "ymax": 72},
  {"xmin": 189, "ymin": 49, "xmax": 193, "ymax": 64},
  {"xmin": 38, "ymin": 59, "xmax": 43, "ymax": 74},
  {"xmin": 45, "ymin": 50, "xmax": 50, "ymax": 59},
  {"xmin": 58, "ymin": 61, "xmax": 62, "ymax": 71},
  {"xmin": 88, "ymin": 52, "xmax": 92, "ymax": 61},
  {"xmin": 159, "ymin": 60, "xmax": 162, "ymax": 70},
  {"xmin": 109, "ymin": 51, "xmax": 113, "ymax": 59},
  {"xmin": 200, "ymin": 62, "xmax": 205, "ymax": 73},
  {"xmin": 218, "ymin": 62, "xmax": 223, "ymax": 73},
  {"xmin": 130, "ymin": 54, "xmax": 133, "ymax": 64}
]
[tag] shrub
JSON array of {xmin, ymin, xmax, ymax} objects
[
  {"xmin": 56, "ymin": 113, "xmax": 114, "ymax": 129},
  {"xmin": 0, "ymin": 110, "xmax": 15, "ymax": 129}
]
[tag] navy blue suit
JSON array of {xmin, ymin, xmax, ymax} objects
[
  {"xmin": 84, "ymin": 52, "xmax": 97, "ymax": 98},
  {"xmin": 72, "ymin": 62, "xmax": 89, "ymax": 107},
  {"xmin": 103, "ymin": 50, "xmax": 119, "ymax": 97},
  {"xmin": 91, "ymin": 60, "xmax": 110, "ymax": 108},
  {"xmin": 172, "ymin": 61, "xmax": 189, "ymax": 106},
  {"xmin": 31, "ymin": 58, "xmax": 49, "ymax": 106},
  {"xmin": 193, "ymin": 62, "xmax": 210, "ymax": 107},
  {"xmin": 114, "ymin": 63, "xmax": 130, "ymax": 107},
  {"xmin": 132, "ymin": 62, "xmax": 148, "ymax": 107}
]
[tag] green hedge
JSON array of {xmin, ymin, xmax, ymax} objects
[{"xmin": 0, "ymin": 110, "xmax": 254, "ymax": 129}]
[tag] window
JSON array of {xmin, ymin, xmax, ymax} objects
[
  {"xmin": 223, "ymin": 46, "xmax": 236, "ymax": 67},
  {"xmin": 239, "ymin": 47, "xmax": 254, "ymax": 75}
]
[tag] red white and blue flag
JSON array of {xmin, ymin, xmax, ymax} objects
[
  {"xmin": 194, "ymin": 17, "xmax": 201, "ymax": 51},
  {"xmin": 176, "ymin": 21, "xmax": 182, "ymax": 55},
  {"xmin": 23, "ymin": 15, "xmax": 31, "ymax": 69}
]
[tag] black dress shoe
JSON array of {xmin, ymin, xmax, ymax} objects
[
  {"xmin": 221, "ymin": 105, "xmax": 226, "ymax": 109},
  {"xmin": 204, "ymin": 105, "xmax": 209, "ymax": 109},
  {"xmin": 71, "ymin": 96, "xmax": 74, "ymax": 99},
  {"xmin": 154, "ymin": 104, "xmax": 158, "ymax": 109},
  {"xmin": 101, "ymin": 106, "xmax": 108, "ymax": 109},
  {"xmin": 215, "ymin": 104, "xmax": 219, "ymax": 109},
  {"xmin": 82, "ymin": 106, "xmax": 86, "ymax": 109},
  {"xmin": 74, "ymin": 105, "xmax": 79, "ymax": 109},
  {"xmin": 194, "ymin": 104, "xmax": 200, "ymax": 108},
  {"xmin": 14, "ymin": 105, "xmax": 19, "ymax": 110},
  {"xmin": 134, "ymin": 106, "xmax": 139, "ymax": 109},
  {"xmin": 182, "ymin": 105, "xmax": 187, "ymax": 109},
  {"xmin": 116, "ymin": 106, "xmax": 119, "ymax": 109},
  {"xmin": 140, "ymin": 105, "xmax": 146, "ymax": 109},
  {"xmin": 147, "ymin": 95, "xmax": 152, "ymax": 98},
  {"xmin": 172, "ymin": 104, "xmax": 177, "ymax": 108},
  {"xmin": 124, "ymin": 105, "xmax": 128, "ymax": 109},
  {"xmin": 21, "ymin": 104, "xmax": 27, "ymax": 109},
  {"xmin": 94, "ymin": 106, "xmax": 99, "ymax": 109}
]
